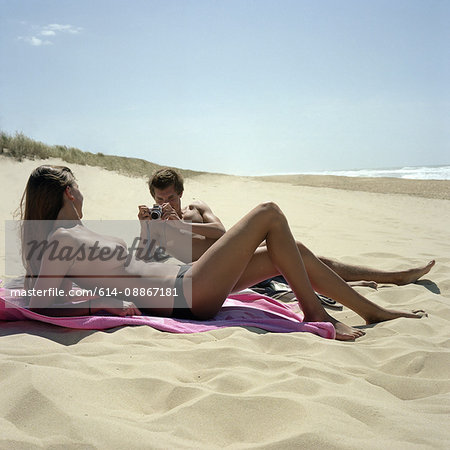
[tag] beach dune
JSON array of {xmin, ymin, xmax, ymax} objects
[{"xmin": 1, "ymin": 156, "xmax": 449, "ymax": 449}]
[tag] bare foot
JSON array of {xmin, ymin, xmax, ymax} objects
[
  {"xmin": 393, "ymin": 260, "xmax": 435, "ymax": 285},
  {"xmin": 364, "ymin": 308, "xmax": 427, "ymax": 325},
  {"xmin": 305, "ymin": 310, "xmax": 366, "ymax": 341},
  {"xmin": 348, "ymin": 280, "xmax": 378, "ymax": 289},
  {"xmin": 332, "ymin": 320, "xmax": 366, "ymax": 341}
]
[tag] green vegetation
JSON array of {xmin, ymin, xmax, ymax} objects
[{"xmin": 0, "ymin": 131, "xmax": 206, "ymax": 178}]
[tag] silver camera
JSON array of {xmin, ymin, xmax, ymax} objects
[{"xmin": 149, "ymin": 204, "xmax": 162, "ymax": 220}]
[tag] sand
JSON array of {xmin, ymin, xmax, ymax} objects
[{"xmin": 1, "ymin": 156, "xmax": 449, "ymax": 449}]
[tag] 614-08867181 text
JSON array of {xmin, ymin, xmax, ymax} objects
[
  {"xmin": 96, "ymin": 287, "xmax": 179, "ymax": 297},
  {"xmin": 9, "ymin": 287, "xmax": 179, "ymax": 298}
]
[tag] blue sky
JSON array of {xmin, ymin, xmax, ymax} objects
[{"xmin": 1, "ymin": 0, "xmax": 448, "ymax": 175}]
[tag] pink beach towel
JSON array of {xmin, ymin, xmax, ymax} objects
[{"xmin": 0, "ymin": 286, "xmax": 335, "ymax": 339}]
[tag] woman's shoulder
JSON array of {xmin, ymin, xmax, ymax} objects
[{"xmin": 48, "ymin": 225, "xmax": 81, "ymax": 245}]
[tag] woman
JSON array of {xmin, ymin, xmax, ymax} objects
[{"xmin": 21, "ymin": 165, "xmax": 425, "ymax": 341}]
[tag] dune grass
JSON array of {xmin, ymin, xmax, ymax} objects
[{"xmin": 0, "ymin": 131, "xmax": 205, "ymax": 179}]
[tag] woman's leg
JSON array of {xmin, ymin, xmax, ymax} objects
[
  {"xmin": 187, "ymin": 202, "xmax": 364, "ymax": 341},
  {"xmin": 232, "ymin": 243, "xmax": 426, "ymax": 325}
]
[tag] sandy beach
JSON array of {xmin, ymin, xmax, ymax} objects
[{"xmin": 1, "ymin": 156, "xmax": 449, "ymax": 449}]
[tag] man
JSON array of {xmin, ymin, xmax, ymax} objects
[
  {"xmin": 138, "ymin": 168, "xmax": 435, "ymax": 288},
  {"xmin": 138, "ymin": 168, "xmax": 226, "ymax": 263}
]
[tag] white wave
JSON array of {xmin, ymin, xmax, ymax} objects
[{"xmin": 300, "ymin": 166, "xmax": 450, "ymax": 180}]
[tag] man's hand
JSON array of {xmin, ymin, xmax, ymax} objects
[
  {"xmin": 161, "ymin": 203, "xmax": 181, "ymax": 221},
  {"xmin": 138, "ymin": 205, "xmax": 151, "ymax": 221}
]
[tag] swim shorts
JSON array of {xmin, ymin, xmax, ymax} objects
[{"xmin": 170, "ymin": 264, "xmax": 195, "ymax": 319}]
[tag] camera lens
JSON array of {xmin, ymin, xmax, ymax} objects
[{"xmin": 151, "ymin": 209, "xmax": 161, "ymax": 220}]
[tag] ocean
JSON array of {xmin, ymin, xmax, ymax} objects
[{"xmin": 298, "ymin": 165, "xmax": 450, "ymax": 180}]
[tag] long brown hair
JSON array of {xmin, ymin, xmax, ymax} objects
[{"xmin": 20, "ymin": 165, "xmax": 76, "ymax": 289}]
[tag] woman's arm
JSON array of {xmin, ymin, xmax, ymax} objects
[
  {"xmin": 28, "ymin": 250, "xmax": 93, "ymax": 316},
  {"xmin": 28, "ymin": 232, "xmax": 74, "ymax": 310},
  {"xmin": 30, "ymin": 297, "xmax": 141, "ymax": 317},
  {"xmin": 29, "ymin": 301, "xmax": 91, "ymax": 317},
  {"xmin": 28, "ymin": 231, "xmax": 141, "ymax": 317},
  {"xmin": 31, "ymin": 288, "xmax": 140, "ymax": 318}
]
